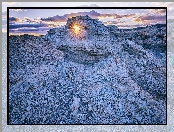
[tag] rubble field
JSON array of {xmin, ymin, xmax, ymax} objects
[{"xmin": 9, "ymin": 15, "xmax": 166, "ymax": 124}]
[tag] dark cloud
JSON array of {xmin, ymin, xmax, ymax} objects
[
  {"xmin": 122, "ymin": 13, "xmax": 136, "ymax": 18},
  {"xmin": 41, "ymin": 10, "xmax": 100, "ymax": 22},
  {"xmin": 134, "ymin": 14, "xmax": 166, "ymax": 23},
  {"xmin": 65, "ymin": 10, "xmax": 100, "ymax": 19},
  {"xmin": 152, "ymin": 9, "xmax": 166, "ymax": 15},
  {"xmin": 40, "ymin": 11, "xmax": 137, "ymax": 24},
  {"xmin": 9, "ymin": 16, "xmax": 22, "ymax": 22},
  {"xmin": 142, "ymin": 15, "xmax": 166, "ymax": 21},
  {"xmin": 24, "ymin": 17, "xmax": 38, "ymax": 23},
  {"xmin": 41, "ymin": 15, "xmax": 66, "ymax": 22},
  {"xmin": 9, "ymin": 23, "xmax": 48, "ymax": 29},
  {"xmin": 9, "ymin": 27, "xmax": 50, "ymax": 32}
]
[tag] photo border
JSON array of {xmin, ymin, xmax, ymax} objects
[{"xmin": 7, "ymin": 6, "xmax": 167, "ymax": 125}]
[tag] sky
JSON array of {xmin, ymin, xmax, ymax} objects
[{"xmin": 2, "ymin": 2, "xmax": 172, "ymax": 35}]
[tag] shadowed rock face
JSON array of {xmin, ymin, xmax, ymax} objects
[{"xmin": 58, "ymin": 44, "xmax": 111, "ymax": 65}]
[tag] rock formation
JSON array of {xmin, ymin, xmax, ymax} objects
[{"xmin": 9, "ymin": 15, "xmax": 166, "ymax": 124}]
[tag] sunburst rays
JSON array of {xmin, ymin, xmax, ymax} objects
[
  {"xmin": 67, "ymin": 20, "xmax": 87, "ymax": 40},
  {"xmin": 72, "ymin": 25, "xmax": 80, "ymax": 34}
]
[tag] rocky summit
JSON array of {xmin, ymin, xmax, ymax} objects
[{"xmin": 9, "ymin": 15, "xmax": 166, "ymax": 124}]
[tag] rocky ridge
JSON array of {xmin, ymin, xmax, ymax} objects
[{"xmin": 9, "ymin": 15, "xmax": 166, "ymax": 124}]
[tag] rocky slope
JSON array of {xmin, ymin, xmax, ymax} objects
[{"xmin": 9, "ymin": 15, "xmax": 166, "ymax": 124}]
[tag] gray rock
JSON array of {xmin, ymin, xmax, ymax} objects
[{"xmin": 9, "ymin": 15, "xmax": 166, "ymax": 124}]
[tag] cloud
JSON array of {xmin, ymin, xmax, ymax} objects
[
  {"xmin": 99, "ymin": 13, "xmax": 122, "ymax": 19},
  {"xmin": 65, "ymin": 10, "xmax": 100, "ymax": 19},
  {"xmin": 9, "ymin": 27, "xmax": 50, "ymax": 32},
  {"xmin": 152, "ymin": 9, "xmax": 166, "ymax": 15},
  {"xmin": 8, "ymin": 9, "xmax": 168, "ymax": 34},
  {"xmin": 40, "ymin": 10, "xmax": 136, "ymax": 24},
  {"xmin": 9, "ymin": 23, "xmax": 48, "ymax": 29},
  {"xmin": 9, "ymin": 17, "xmax": 22, "ymax": 22},
  {"xmin": 24, "ymin": 17, "xmax": 39, "ymax": 23},
  {"xmin": 141, "ymin": 15, "xmax": 165, "ymax": 21},
  {"xmin": 133, "ymin": 14, "xmax": 166, "ymax": 24},
  {"xmin": 41, "ymin": 10, "xmax": 100, "ymax": 22},
  {"xmin": 41, "ymin": 15, "xmax": 66, "ymax": 22},
  {"xmin": 143, "ymin": 9, "xmax": 166, "ymax": 15},
  {"xmin": 9, "ymin": 27, "xmax": 51, "ymax": 35},
  {"xmin": 38, "ymin": 10, "xmax": 166, "ymax": 28}
]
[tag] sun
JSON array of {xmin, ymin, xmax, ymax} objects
[
  {"xmin": 67, "ymin": 21, "xmax": 87, "ymax": 40},
  {"xmin": 73, "ymin": 25, "xmax": 80, "ymax": 34}
]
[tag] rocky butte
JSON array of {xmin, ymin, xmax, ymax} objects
[{"xmin": 9, "ymin": 15, "xmax": 166, "ymax": 124}]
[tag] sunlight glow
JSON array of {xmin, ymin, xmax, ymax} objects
[{"xmin": 73, "ymin": 25, "xmax": 80, "ymax": 34}]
